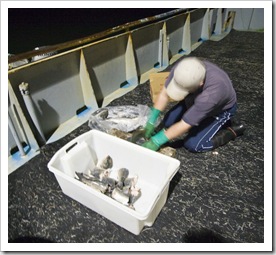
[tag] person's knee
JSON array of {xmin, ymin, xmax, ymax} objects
[
  {"xmin": 183, "ymin": 139, "xmax": 198, "ymax": 152},
  {"xmin": 183, "ymin": 139, "xmax": 213, "ymax": 153}
]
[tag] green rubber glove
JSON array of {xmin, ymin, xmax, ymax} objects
[
  {"xmin": 141, "ymin": 139, "xmax": 160, "ymax": 151},
  {"xmin": 145, "ymin": 107, "xmax": 161, "ymax": 138},
  {"xmin": 142, "ymin": 129, "xmax": 169, "ymax": 151},
  {"xmin": 144, "ymin": 122, "xmax": 155, "ymax": 139}
]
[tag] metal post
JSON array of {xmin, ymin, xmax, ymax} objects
[
  {"xmin": 19, "ymin": 82, "xmax": 46, "ymax": 142},
  {"xmin": 214, "ymin": 8, "xmax": 222, "ymax": 35},
  {"xmin": 158, "ymin": 29, "xmax": 163, "ymax": 67},
  {"xmin": 8, "ymin": 112, "xmax": 26, "ymax": 156}
]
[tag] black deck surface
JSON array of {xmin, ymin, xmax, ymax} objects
[{"xmin": 8, "ymin": 30, "xmax": 265, "ymax": 246}]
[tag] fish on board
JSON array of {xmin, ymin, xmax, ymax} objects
[
  {"xmin": 94, "ymin": 108, "xmax": 109, "ymax": 119},
  {"xmin": 129, "ymin": 186, "xmax": 142, "ymax": 210},
  {"xmin": 97, "ymin": 155, "xmax": 113, "ymax": 169},
  {"xmin": 123, "ymin": 175, "xmax": 138, "ymax": 188},
  {"xmin": 117, "ymin": 168, "xmax": 129, "ymax": 189},
  {"xmin": 75, "ymin": 155, "xmax": 142, "ymax": 209},
  {"xmin": 111, "ymin": 187, "xmax": 130, "ymax": 206},
  {"xmin": 89, "ymin": 105, "xmax": 149, "ymax": 133},
  {"xmin": 88, "ymin": 166, "xmax": 110, "ymax": 181},
  {"xmin": 75, "ymin": 172, "xmax": 108, "ymax": 193},
  {"xmin": 101, "ymin": 176, "xmax": 117, "ymax": 193}
]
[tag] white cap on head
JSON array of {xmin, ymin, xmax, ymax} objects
[{"xmin": 166, "ymin": 57, "xmax": 206, "ymax": 101}]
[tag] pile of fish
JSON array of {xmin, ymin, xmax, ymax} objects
[
  {"xmin": 75, "ymin": 155, "xmax": 141, "ymax": 210},
  {"xmin": 88, "ymin": 105, "xmax": 150, "ymax": 133},
  {"xmin": 88, "ymin": 105, "xmax": 177, "ymax": 158}
]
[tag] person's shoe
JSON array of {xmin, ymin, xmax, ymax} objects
[
  {"xmin": 211, "ymin": 122, "xmax": 245, "ymax": 149},
  {"xmin": 228, "ymin": 123, "xmax": 246, "ymax": 137}
]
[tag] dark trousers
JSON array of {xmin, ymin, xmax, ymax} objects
[{"xmin": 163, "ymin": 102, "xmax": 237, "ymax": 152}]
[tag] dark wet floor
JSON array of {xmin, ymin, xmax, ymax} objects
[{"xmin": 8, "ymin": 30, "xmax": 264, "ymax": 244}]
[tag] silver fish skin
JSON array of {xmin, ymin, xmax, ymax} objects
[
  {"xmin": 75, "ymin": 172, "xmax": 97, "ymax": 182},
  {"xmin": 89, "ymin": 105, "xmax": 150, "ymax": 133},
  {"xmin": 98, "ymin": 155, "xmax": 113, "ymax": 169},
  {"xmin": 89, "ymin": 167, "xmax": 110, "ymax": 181},
  {"xmin": 94, "ymin": 108, "xmax": 109, "ymax": 119},
  {"xmin": 107, "ymin": 117, "xmax": 139, "ymax": 125},
  {"xmin": 124, "ymin": 175, "xmax": 138, "ymax": 188},
  {"xmin": 75, "ymin": 172, "xmax": 84, "ymax": 181},
  {"xmin": 112, "ymin": 107, "xmax": 139, "ymax": 119},
  {"xmin": 101, "ymin": 176, "xmax": 117, "ymax": 189},
  {"xmin": 121, "ymin": 185, "xmax": 131, "ymax": 196},
  {"xmin": 75, "ymin": 172, "xmax": 108, "ymax": 193},
  {"xmin": 103, "ymin": 106, "xmax": 141, "ymax": 132},
  {"xmin": 117, "ymin": 168, "xmax": 129, "ymax": 188},
  {"xmin": 129, "ymin": 187, "xmax": 142, "ymax": 209},
  {"xmin": 89, "ymin": 180, "xmax": 109, "ymax": 193},
  {"xmin": 111, "ymin": 187, "xmax": 130, "ymax": 205}
]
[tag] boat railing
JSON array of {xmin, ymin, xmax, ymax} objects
[{"xmin": 8, "ymin": 8, "xmax": 264, "ymax": 173}]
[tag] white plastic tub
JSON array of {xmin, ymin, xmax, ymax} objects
[{"xmin": 48, "ymin": 130, "xmax": 180, "ymax": 235}]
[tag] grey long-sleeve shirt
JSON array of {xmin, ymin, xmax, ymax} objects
[{"xmin": 165, "ymin": 60, "xmax": 237, "ymax": 126}]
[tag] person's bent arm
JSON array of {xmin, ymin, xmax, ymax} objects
[
  {"xmin": 142, "ymin": 119, "xmax": 192, "ymax": 151},
  {"xmin": 144, "ymin": 87, "xmax": 170, "ymax": 138},
  {"xmin": 164, "ymin": 119, "xmax": 192, "ymax": 140},
  {"xmin": 154, "ymin": 87, "xmax": 170, "ymax": 111}
]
